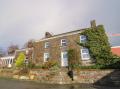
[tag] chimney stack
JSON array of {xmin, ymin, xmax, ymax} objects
[
  {"xmin": 90, "ymin": 20, "xmax": 96, "ymax": 28},
  {"xmin": 45, "ymin": 32, "xmax": 52, "ymax": 38}
]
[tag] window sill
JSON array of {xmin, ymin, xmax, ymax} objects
[
  {"xmin": 81, "ymin": 58, "xmax": 90, "ymax": 61},
  {"xmin": 60, "ymin": 45, "xmax": 67, "ymax": 48}
]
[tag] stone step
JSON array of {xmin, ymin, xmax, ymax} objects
[
  {"xmin": 96, "ymin": 70, "xmax": 120, "ymax": 87},
  {"xmin": 110, "ymin": 76, "xmax": 120, "ymax": 80},
  {"xmin": 112, "ymin": 81, "xmax": 120, "ymax": 85}
]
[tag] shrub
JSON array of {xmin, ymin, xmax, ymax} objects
[
  {"xmin": 49, "ymin": 64, "xmax": 60, "ymax": 70},
  {"xmin": 28, "ymin": 62, "xmax": 35, "ymax": 69},
  {"xmin": 42, "ymin": 60, "xmax": 60, "ymax": 69},
  {"xmin": 78, "ymin": 65, "xmax": 103, "ymax": 69},
  {"xmin": 77, "ymin": 62, "xmax": 120, "ymax": 69},
  {"xmin": 15, "ymin": 52, "xmax": 25, "ymax": 68},
  {"xmin": 32, "ymin": 65, "xmax": 43, "ymax": 69},
  {"xmin": 19, "ymin": 68, "xmax": 29, "ymax": 75}
]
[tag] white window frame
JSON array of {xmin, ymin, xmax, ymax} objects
[
  {"xmin": 61, "ymin": 51, "xmax": 68, "ymax": 66},
  {"xmin": 80, "ymin": 35, "xmax": 87, "ymax": 43},
  {"xmin": 61, "ymin": 51, "xmax": 68, "ymax": 59},
  {"xmin": 45, "ymin": 42, "xmax": 50, "ymax": 48},
  {"xmin": 44, "ymin": 53, "xmax": 50, "ymax": 62},
  {"xmin": 61, "ymin": 39, "xmax": 67, "ymax": 46},
  {"xmin": 81, "ymin": 48, "xmax": 90, "ymax": 60}
]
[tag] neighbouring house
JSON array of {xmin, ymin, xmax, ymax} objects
[
  {"xmin": 111, "ymin": 46, "xmax": 120, "ymax": 56},
  {"xmin": 7, "ymin": 45, "xmax": 19, "ymax": 55},
  {"xmin": 14, "ymin": 48, "xmax": 34, "ymax": 63},
  {"xmin": 33, "ymin": 21, "xmax": 98, "ymax": 67},
  {"xmin": 0, "ymin": 48, "xmax": 33, "ymax": 68},
  {"xmin": 0, "ymin": 56, "xmax": 15, "ymax": 68}
]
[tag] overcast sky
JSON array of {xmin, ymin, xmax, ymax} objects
[{"xmin": 0, "ymin": 0, "xmax": 120, "ymax": 49}]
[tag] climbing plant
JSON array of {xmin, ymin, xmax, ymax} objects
[
  {"xmin": 79, "ymin": 25, "xmax": 114, "ymax": 65},
  {"xmin": 68, "ymin": 49, "xmax": 78, "ymax": 69}
]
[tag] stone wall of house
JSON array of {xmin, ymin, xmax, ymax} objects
[{"xmin": 33, "ymin": 32, "xmax": 82, "ymax": 65}]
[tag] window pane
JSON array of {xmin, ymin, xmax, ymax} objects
[
  {"xmin": 45, "ymin": 42, "xmax": 50, "ymax": 48},
  {"xmin": 81, "ymin": 39, "xmax": 86, "ymax": 43},
  {"xmin": 63, "ymin": 52, "xmax": 68, "ymax": 59},
  {"xmin": 63, "ymin": 54, "xmax": 67, "ymax": 58},
  {"xmin": 81, "ymin": 48, "xmax": 90, "ymax": 60},
  {"xmin": 45, "ymin": 53, "xmax": 49, "ymax": 58},
  {"xmin": 82, "ymin": 54, "xmax": 90, "ymax": 59},
  {"xmin": 62, "ymin": 39, "xmax": 66, "ymax": 42},
  {"xmin": 80, "ymin": 35, "xmax": 87, "ymax": 43},
  {"xmin": 61, "ymin": 39, "xmax": 67, "ymax": 46},
  {"xmin": 81, "ymin": 35, "xmax": 86, "ymax": 39},
  {"xmin": 82, "ymin": 49, "xmax": 89, "ymax": 53},
  {"xmin": 62, "ymin": 43, "xmax": 67, "ymax": 46},
  {"xmin": 44, "ymin": 53, "xmax": 49, "ymax": 62}
]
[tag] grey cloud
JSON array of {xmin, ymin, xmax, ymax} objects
[{"xmin": 0, "ymin": 0, "xmax": 120, "ymax": 49}]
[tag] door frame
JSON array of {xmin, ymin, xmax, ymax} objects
[{"xmin": 61, "ymin": 51, "xmax": 68, "ymax": 67}]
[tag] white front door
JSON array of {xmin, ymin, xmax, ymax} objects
[{"xmin": 61, "ymin": 52, "xmax": 68, "ymax": 67}]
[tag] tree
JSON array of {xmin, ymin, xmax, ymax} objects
[
  {"xmin": 7, "ymin": 45, "xmax": 19, "ymax": 55},
  {"xmin": 23, "ymin": 39, "xmax": 34, "ymax": 48},
  {"xmin": 15, "ymin": 52, "xmax": 25, "ymax": 68},
  {"xmin": 0, "ymin": 48, "xmax": 5, "ymax": 57}
]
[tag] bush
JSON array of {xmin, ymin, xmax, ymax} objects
[
  {"xmin": 42, "ymin": 60, "xmax": 60, "ymax": 69},
  {"xmin": 75, "ymin": 65, "xmax": 102, "ymax": 69},
  {"xmin": 32, "ymin": 65, "xmax": 43, "ymax": 69},
  {"xmin": 19, "ymin": 68, "xmax": 29, "ymax": 75},
  {"xmin": 77, "ymin": 62, "xmax": 120, "ymax": 69},
  {"xmin": 49, "ymin": 64, "xmax": 60, "ymax": 70},
  {"xmin": 101, "ymin": 60, "xmax": 120, "ymax": 69},
  {"xmin": 15, "ymin": 53, "xmax": 25, "ymax": 68},
  {"xmin": 28, "ymin": 62, "xmax": 35, "ymax": 69}
]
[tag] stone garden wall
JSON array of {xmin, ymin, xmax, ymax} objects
[
  {"xmin": 0, "ymin": 69, "xmax": 113, "ymax": 84},
  {"xmin": 29, "ymin": 69, "xmax": 113, "ymax": 84},
  {"xmin": 0, "ymin": 69, "xmax": 13, "ymax": 78}
]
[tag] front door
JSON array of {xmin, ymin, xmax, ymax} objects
[{"xmin": 61, "ymin": 51, "xmax": 68, "ymax": 67}]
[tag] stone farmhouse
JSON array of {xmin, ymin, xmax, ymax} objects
[
  {"xmin": 32, "ymin": 21, "xmax": 97, "ymax": 67},
  {"xmin": 1, "ymin": 20, "xmax": 112, "ymax": 68}
]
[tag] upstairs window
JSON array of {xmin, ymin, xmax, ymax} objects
[
  {"xmin": 45, "ymin": 42, "xmax": 50, "ymax": 48},
  {"xmin": 81, "ymin": 48, "xmax": 90, "ymax": 60},
  {"xmin": 44, "ymin": 53, "xmax": 50, "ymax": 62},
  {"xmin": 61, "ymin": 39, "xmax": 67, "ymax": 46},
  {"xmin": 62, "ymin": 51, "xmax": 68, "ymax": 59},
  {"xmin": 80, "ymin": 35, "xmax": 87, "ymax": 43}
]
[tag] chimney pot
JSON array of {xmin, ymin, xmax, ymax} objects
[
  {"xmin": 45, "ymin": 32, "xmax": 52, "ymax": 38},
  {"xmin": 90, "ymin": 20, "xmax": 96, "ymax": 28}
]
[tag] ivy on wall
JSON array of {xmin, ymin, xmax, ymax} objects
[
  {"xmin": 68, "ymin": 49, "xmax": 79, "ymax": 69},
  {"xmin": 79, "ymin": 25, "xmax": 114, "ymax": 65}
]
